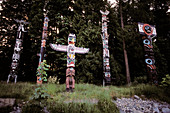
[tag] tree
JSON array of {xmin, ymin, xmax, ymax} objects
[{"xmin": 119, "ymin": 0, "xmax": 131, "ymax": 85}]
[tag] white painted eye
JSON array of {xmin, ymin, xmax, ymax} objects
[
  {"xmin": 145, "ymin": 58, "xmax": 153, "ymax": 65},
  {"xmin": 143, "ymin": 39, "xmax": 150, "ymax": 45}
]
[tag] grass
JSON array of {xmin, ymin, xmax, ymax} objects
[
  {"xmin": 0, "ymin": 82, "xmax": 169, "ymax": 113},
  {"xmin": 0, "ymin": 81, "xmax": 35, "ymax": 100}
]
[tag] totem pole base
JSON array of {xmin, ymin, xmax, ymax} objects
[
  {"xmin": 69, "ymin": 76, "xmax": 73, "ymax": 88},
  {"xmin": 7, "ymin": 74, "xmax": 17, "ymax": 84},
  {"xmin": 66, "ymin": 76, "xmax": 74, "ymax": 92},
  {"xmin": 103, "ymin": 77, "xmax": 111, "ymax": 86},
  {"xmin": 66, "ymin": 88, "xmax": 74, "ymax": 93}
]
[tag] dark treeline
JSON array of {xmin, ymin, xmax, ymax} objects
[{"xmin": 0, "ymin": 0, "xmax": 169, "ymax": 85}]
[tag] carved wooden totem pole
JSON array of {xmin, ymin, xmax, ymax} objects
[
  {"xmin": 138, "ymin": 22, "xmax": 157, "ymax": 83},
  {"xmin": 100, "ymin": 10, "xmax": 111, "ymax": 86},
  {"xmin": 50, "ymin": 33, "xmax": 89, "ymax": 92},
  {"xmin": 37, "ymin": 16, "xmax": 49, "ymax": 84},
  {"xmin": 7, "ymin": 20, "xmax": 29, "ymax": 83}
]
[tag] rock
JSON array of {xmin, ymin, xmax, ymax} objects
[
  {"xmin": 132, "ymin": 108, "xmax": 143, "ymax": 113},
  {"xmin": 113, "ymin": 97, "xmax": 170, "ymax": 113},
  {"xmin": 162, "ymin": 108, "xmax": 170, "ymax": 113},
  {"xmin": 119, "ymin": 109, "xmax": 125, "ymax": 113},
  {"xmin": 134, "ymin": 95, "xmax": 141, "ymax": 100},
  {"xmin": 153, "ymin": 103, "xmax": 160, "ymax": 113},
  {"xmin": 0, "ymin": 98, "xmax": 15, "ymax": 108}
]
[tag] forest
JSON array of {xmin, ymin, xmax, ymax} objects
[{"xmin": 0, "ymin": 0, "xmax": 170, "ymax": 85}]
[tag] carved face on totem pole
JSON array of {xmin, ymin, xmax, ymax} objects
[
  {"xmin": 138, "ymin": 22, "xmax": 157, "ymax": 81},
  {"xmin": 67, "ymin": 33, "xmax": 76, "ymax": 67}
]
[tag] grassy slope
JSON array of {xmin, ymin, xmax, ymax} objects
[
  {"xmin": 0, "ymin": 82, "xmax": 169, "ymax": 103},
  {"xmin": 0, "ymin": 82, "xmax": 169, "ymax": 112}
]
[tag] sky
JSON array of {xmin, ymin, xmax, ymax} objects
[
  {"xmin": 107, "ymin": 0, "xmax": 117, "ymax": 7},
  {"xmin": 108, "ymin": 0, "xmax": 117, "ymax": 4}
]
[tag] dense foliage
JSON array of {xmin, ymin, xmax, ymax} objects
[{"xmin": 0, "ymin": 0, "xmax": 169, "ymax": 85}]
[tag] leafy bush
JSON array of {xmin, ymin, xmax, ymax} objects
[
  {"xmin": 36, "ymin": 60, "xmax": 50, "ymax": 82},
  {"xmin": 24, "ymin": 85, "xmax": 51, "ymax": 113},
  {"xmin": 160, "ymin": 74, "xmax": 170, "ymax": 87},
  {"xmin": 30, "ymin": 86, "xmax": 50, "ymax": 100},
  {"xmin": 48, "ymin": 76, "xmax": 60, "ymax": 84}
]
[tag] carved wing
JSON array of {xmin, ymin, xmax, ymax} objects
[
  {"xmin": 74, "ymin": 47, "xmax": 89, "ymax": 54},
  {"xmin": 50, "ymin": 43, "xmax": 67, "ymax": 52},
  {"xmin": 100, "ymin": 10, "xmax": 110, "ymax": 15}
]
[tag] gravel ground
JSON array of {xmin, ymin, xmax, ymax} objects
[{"xmin": 113, "ymin": 95, "xmax": 170, "ymax": 113}]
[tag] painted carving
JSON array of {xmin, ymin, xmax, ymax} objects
[
  {"xmin": 100, "ymin": 10, "xmax": 111, "ymax": 85},
  {"xmin": 138, "ymin": 22, "xmax": 157, "ymax": 83},
  {"xmin": 7, "ymin": 20, "xmax": 29, "ymax": 83},
  {"xmin": 37, "ymin": 16, "xmax": 49, "ymax": 84},
  {"xmin": 50, "ymin": 33, "xmax": 89, "ymax": 92}
]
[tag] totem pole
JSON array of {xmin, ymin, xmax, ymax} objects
[
  {"xmin": 7, "ymin": 20, "xmax": 29, "ymax": 83},
  {"xmin": 37, "ymin": 15, "xmax": 49, "ymax": 84},
  {"xmin": 138, "ymin": 22, "xmax": 157, "ymax": 83},
  {"xmin": 100, "ymin": 10, "xmax": 111, "ymax": 86},
  {"xmin": 50, "ymin": 33, "xmax": 89, "ymax": 92}
]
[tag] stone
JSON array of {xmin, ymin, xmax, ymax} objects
[
  {"xmin": 119, "ymin": 109, "xmax": 125, "ymax": 113},
  {"xmin": 134, "ymin": 95, "xmax": 141, "ymax": 100},
  {"xmin": 132, "ymin": 108, "xmax": 143, "ymax": 113},
  {"xmin": 153, "ymin": 103, "xmax": 160, "ymax": 113},
  {"xmin": 162, "ymin": 108, "xmax": 170, "ymax": 113},
  {"xmin": 113, "ymin": 97, "xmax": 170, "ymax": 113},
  {"xmin": 0, "ymin": 98, "xmax": 15, "ymax": 108}
]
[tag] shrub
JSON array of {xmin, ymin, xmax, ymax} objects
[
  {"xmin": 36, "ymin": 60, "xmax": 50, "ymax": 82},
  {"xmin": 160, "ymin": 74, "xmax": 170, "ymax": 87},
  {"xmin": 30, "ymin": 86, "xmax": 50, "ymax": 101},
  {"xmin": 48, "ymin": 76, "xmax": 60, "ymax": 84}
]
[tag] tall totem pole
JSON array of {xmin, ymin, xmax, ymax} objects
[
  {"xmin": 7, "ymin": 20, "xmax": 29, "ymax": 83},
  {"xmin": 138, "ymin": 22, "xmax": 157, "ymax": 83},
  {"xmin": 100, "ymin": 10, "xmax": 111, "ymax": 86},
  {"xmin": 37, "ymin": 15, "xmax": 49, "ymax": 84},
  {"xmin": 50, "ymin": 33, "xmax": 89, "ymax": 92}
]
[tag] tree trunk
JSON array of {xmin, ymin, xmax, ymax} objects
[{"xmin": 120, "ymin": 0, "xmax": 131, "ymax": 85}]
